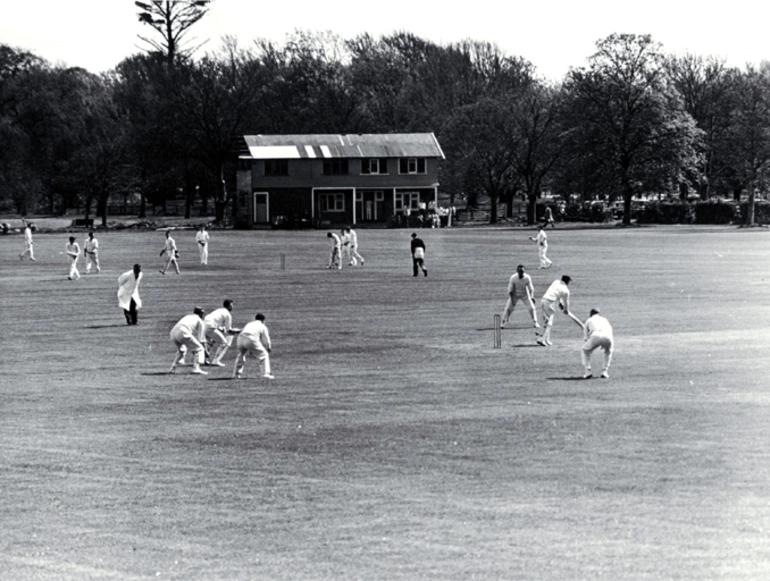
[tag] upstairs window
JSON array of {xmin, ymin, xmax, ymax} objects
[
  {"xmin": 319, "ymin": 193, "xmax": 345, "ymax": 212},
  {"xmin": 399, "ymin": 158, "xmax": 426, "ymax": 174},
  {"xmin": 264, "ymin": 159, "xmax": 288, "ymax": 176},
  {"xmin": 323, "ymin": 159, "xmax": 349, "ymax": 176},
  {"xmin": 361, "ymin": 158, "xmax": 388, "ymax": 175}
]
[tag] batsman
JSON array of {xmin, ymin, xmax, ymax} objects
[{"xmin": 202, "ymin": 299, "xmax": 241, "ymax": 367}]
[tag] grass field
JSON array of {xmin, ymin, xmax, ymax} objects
[{"xmin": 2, "ymin": 224, "xmax": 770, "ymax": 580}]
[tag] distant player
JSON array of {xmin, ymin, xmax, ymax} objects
[
  {"xmin": 577, "ymin": 308, "xmax": 614, "ymax": 379},
  {"xmin": 117, "ymin": 264, "xmax": 142, "ymax": 325},
  {"xmin": 529, "ymin": 225, "xmax": 552, "ymax": 269},
  {"xmin": 340, "ymin": 228, "xmax": 351, "ymax": 265},
  {"xmin": 327, "ymin": 232, "xmax": 341, "ymax": 269},
  {"xmin": 65, "ymin": 236, "xmax": 81, "ymax": 280},
  {"xmin": 203, "ymin": 299, "xmax": 240, "ymax": 367},
  {"xmin": 196, "ymin": 224, "xmax": 209, "ymax": 265},
  {"xmin": 83, "ymin": 231, "xmax": 100, "ymax": 273},
  {"xmin": 345, "ymin": 227, "xmax": 364, "ymax": 266},
  {"xmin": 233, "ymin": 313, "xmax": 274, "ymax": 379},
  {"xmin": 410, "ymin": 233, "xmax": 427, "ymax": 277},
  {"xmin": 542, "ymin": 206, "xmax": 555, "ymax": 228},
  {"xmin": 19, "ymin": 219, "xmax": 35, "ymax": 261},
  {"xmin": 159, "ymin": 230, "xmax": 180, "ymax": 274},
  {"xmin": 500, "ymin": 264, "xmax": 539, "ymax": 329},
  {"xmin": 537, "ymin": 275, "xmax": 581, "ymax": 346},
  {"xmin": 169, "ymin": 307, "xmax": 208, "ymax": 375}
]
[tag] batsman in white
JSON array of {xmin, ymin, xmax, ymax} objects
[
  {"xmin": 344, "ymin": 227, "xmax": 365, "ymax": 266},
  {"xmin": 327, "ymin": 232, "xmax": 341, "ymax": 269},
  {"xmin": 169, "ymin": 307, "xmax": 208, "ymax": 375},
  {"xmin": 19, "ymin": 219, "xmax": 35, "ymax": 261},
  {"xmin": 500, "ymin": 264, "xmax": 539, "ymax": 329},
  {"xmin": 233, "ymin": 313, "xmax": 273, "ymax": 379},
  {"xmin": 577, "ymin": 309, "xmax": 614, "ymax": 379},
  {"xmin": 203, "ymin": 299, "xmax": 241, "ymax": 367},
  {"xmin": 537, "ymin": 275, "xmax": 582, "ymax": 346}
]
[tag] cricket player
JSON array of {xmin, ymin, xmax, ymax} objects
[
  {"xmin": 340, "ymin": 228, "xmax": 351, "ymax": 265},
  {"xmin": 345, "ymin": 227, "xmax": 364, "ymax": 266},
  {"xmin": 203, "ymin": 299, "xmax": 240, "ymax": 367},
  {"xmin": 117, "ymin": 264, "xmax": 142, "ymax": 325},
  {"xmin": 327, "ymin": 232, "xmax": 341, "ymax": 269},
  {"xmin": 578, "ymin": 309, "xmax": 614, "ymax": 379},
  {"xmin": 83, "ymin": 231, "xmax": 100, "ymax": 273},
  {"xmin": 233, "ymin": 313, "xmax": 274, "ymax": 379},
  {"xmin": 66, "ymin": 236, "xmax": 81, "ymax": 280},
  {"xmin": 159, "ymin": 230, "xmax": 180, "ymax": 274},
  {"xmin": 529, "ymin": 225, "xmax": 552, "ymax": 269},
  {"xmin": 410, "ymin": 233, "xmax": 427, "ymax": 277},
  {"xmin": 19, "ymin": 220, "xmax": 35, "ymax": 261},
  {"xmin": 537, "ymin": 275, "xmax": 581, "ymax": 346},
  {"xmin": 169, "ymin": 307, "xmax": 208, "ymax": 375},
  {"xmin": 196, "ymin": 224, "xmax": 209, "ymax": 265},
  {"xmin": 500, "ymin": 265, "xmax": 539, "ymax": 329}
]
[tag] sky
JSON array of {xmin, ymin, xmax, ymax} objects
[{"xmin": 3, "ymin": 0, "xmax": 770, "ymax": 81}]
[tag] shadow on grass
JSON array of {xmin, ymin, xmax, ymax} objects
[
  {"xmin": 547, "ymin": 376, "xmax": 593, "ymax": 381},
  {"xmin": 141, "ymin": 372, "xmax": 173, "ymax": 376},
  {"xmin": 87, "ymin": 324, "xmax": 129, "ymax": 329}
]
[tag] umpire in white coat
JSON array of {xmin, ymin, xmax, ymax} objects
[{"xmin": 117, "ymin": 264, "xmax": 142, "ymax": 325}]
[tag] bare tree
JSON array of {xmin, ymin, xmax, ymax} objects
[{"xmin": 135, "ymin": 0, "xmax": 211, "ymax": 67}]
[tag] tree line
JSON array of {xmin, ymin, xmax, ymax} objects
[{"xmin": 2, "ymin": 25, "xmax": 770, "ymax": 226}]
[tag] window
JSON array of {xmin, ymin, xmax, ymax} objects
[
  {"xmin": 319, "ymin": 193, "xmax": 345, "ymax": 212},
  {"xmin": 264, "ymin": 159, "xmax": 288, "ymax": 176},
  {"xmin": 361, "ymin": 158, "xmax": 388, "ymax": 175},
  {"xmin": 395, "ymin": 191, "xmax": 420, "ymax": 211},
  {"xmin": 399, "ymin": 158, "xmax": 426, "ymax": 174},
  {"xmin": 323, "ymin": 159, "xmax": 349, "ymax": 176},
  {"xmin": 237, "ymin": 159, "xmax": 252, "ymax": 171}
]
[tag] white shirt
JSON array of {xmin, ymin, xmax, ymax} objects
[
  {"xmin": 535, "ymin": 230, "xmax": 548, "ymax": 247},
  {"xmin": 164, "ymin": 236, "xmax": 177, "ymax": 254},
  {"xmin": 585, "ymin": 314, "xmax": 613, "ymax": 339},
  {"xmin": 240, "ymin": 320, "xmax": 271, "ymax": 350},
  {"xmin": 348, "ymin": 230, "xmax": 358, "ymax": 246},
  {"xmin": 340, "ymin": 232, "xmax": 350, "ymax": 246},
  {"xmin": 84, "ymin": 237, "xmax": 99, "ymax": 253},
  {"xmin": 542, "ymin": 279, "xmax": 570, "ymax": 311},
  {"xmin": 204, "ymin": 308, "xmax": 233, "ymax": 332},
  {"xmin": 117, "ymin": 270, "xmax": 142, "ymax": 310},
  {"xmin": 508, "ymin": 272, "xmax": 534, "ymax": 297},
  {"xmin": 329, "ymin": 233, "xmax": 341, "ymax": 249},
  {"xmin": 196, "ymin": 230, "xmax": 209, "ymax": 245},
  {"xmin": 172, "ymin": 314, "xmax": 204, "ymax": 339},
  {"xmin": 66, "ymin": 242, "xmax": 80, "ymax": 259},
  {"xmin": 24, "ymin": 227, "xmax": 32, "ymax": 244}
]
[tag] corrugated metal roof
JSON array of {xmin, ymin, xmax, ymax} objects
[{"xmin": 241, "ymin": 133, "xmax": 445, "ymax": 160}]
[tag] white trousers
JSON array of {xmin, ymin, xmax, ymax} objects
[
  {"xmin": 234, "ymin": 336, "xmax": 271, "ymax": 376},
  {"xmin": 199, "ymin": 243, "xmax": 208, "ymax": 264},
  {"xmin": 69, "ymin": 257, "xmax": 80, "ymax": 279},
  {"xmin": 538, "ymin": 245, "xmax": 552, "ymax": 268},
  {"xmin": 582, "ymin": 333, "xmax": 614, "ymax": 372}
]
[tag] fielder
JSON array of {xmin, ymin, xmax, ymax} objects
[
  {"xmin": 345, "ymin": 227, "xmax": 365, "ymax": 266},
  {"xmin": 327, "ymin": 232, "xmax": 341, "ymax": 269},
  {"xmin": 169, "ymin": 307, "xmax": 208, "ymax": 375},
  {"xmin": 577, "ymin": 309, "xmax": 614, "ymax": 379},
  {"xmin": 66, "ymin": 236, "xmax": 81, "ymax": 280},
  {"xmin": 410, "ymin": 233, "xmax": 427, "ymax": 277},
  {"xmin": 500, "ymin": 264, "xmax": 539, "ymax": 329},
  {"xmin": 203, "ymin": 299, "xmax": 241, "ymax": 367},
  {"xmin": 196, "ymin": 224, "xmax": 209, "ymax": 265},
  {"xmin": 117, "ymin": 264, "xmax": 142, "ymax": 325},
  {"xmin": 159, "ymin": 230, "xmax": 180, "ymax": 274},
  {"xmin": 537, "ymin": 275, "xmax": 582, "ymax": 346},
  {"xmin": 83, "ymin": 231, "xmax": 100, "ymax": 273},
  {"xmin": 529, "ymin": 225, "xmax": 552, "ymax": 269},
  {"xmin": 19, "ymin": 219, "xmax": 35, "ymax": 261},
  {"xmin": 233, "ymin": 313, "xmax": 274, "ymax": 379}
]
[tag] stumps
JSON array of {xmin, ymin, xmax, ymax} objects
[
  {"xmin": 280, "ymin": 252, "xmax": 286, "ymax": 271},
  {"xmin": 493, "ymin": 314, "xmax": 501, "ymax": 349}
]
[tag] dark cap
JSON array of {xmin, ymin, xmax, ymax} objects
[
  {"xmin": 590, "ymin": 308, "xmax": 600, "ymax": 316},
  {"xmin": 561, "ymin": 275, "xmax": 572, "ymax": 284},
  {"xmin": 193, "ymin": 306, "xmax": 205, "ymax": 317}
]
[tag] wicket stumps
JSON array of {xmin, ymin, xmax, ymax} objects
[
  {"xmin": 493, "ymin": 314, "xmax": 501, "ymax": 348},
  {"xmin": 280, "ymin": 252, "xmax": 286, "ymax": 271}
]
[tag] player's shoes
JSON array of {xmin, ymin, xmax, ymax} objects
[
  {"xmin": 536, "ymin": 339, "xmax": 547, "ymax": 346},
  {"xmin": 159, "ymin": 270, "xmax": 165, "ymax": 275},
  {"xmin": 262, "ymin": 374, "xmax": 275, "ymax": 379},
  {"xmin": 544, "ymin": 339, "xmax": 553, "ymax": 346},
  {"xmin": 600, "ymin": 372, "xmax": 609, "ymax": 379},
  {"xmin": 210, "ymin": 361, "xmax": 225, "ymax": 367},
  {"xmin": 534, "ymin": 322, "xmax": 541, "ymax": 328},
  {"xmin": 191, "ymin": 368, "xmax": 208, "ymax": 375},
  {"xmin": 424, "ymin": 270, "xmax": 428, "ymax": 277},
  {"xmin": 583, "ymin": 373, "xmax": 592, "ymax": 379}
]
